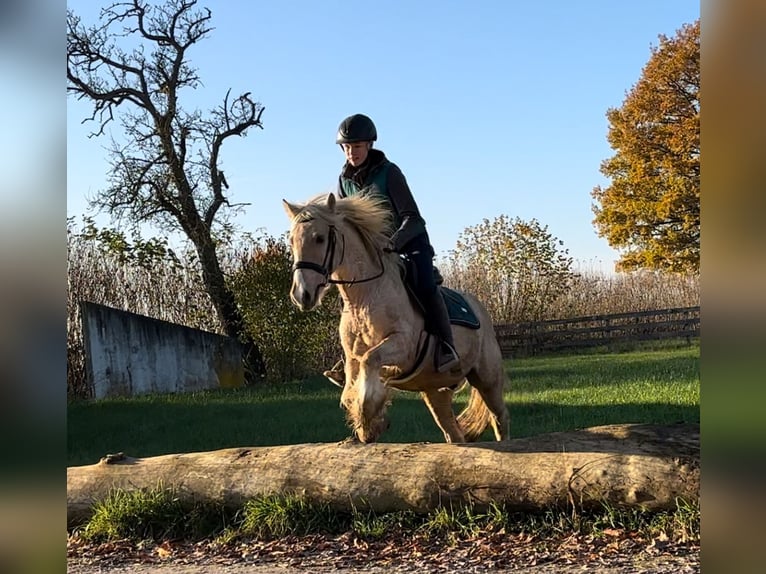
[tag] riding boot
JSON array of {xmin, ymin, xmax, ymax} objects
[{"xmin": 426, "ymin": 288, "xmax": 460, "ymax": 373}]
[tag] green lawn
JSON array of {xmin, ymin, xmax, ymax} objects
[{"xmin": 67, "ymin": 343, "xmax": 699, "ymax": 467}]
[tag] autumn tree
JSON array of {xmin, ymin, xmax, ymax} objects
[
  {"xmin": 67, "ymin": 0, "xmax": 266, "ymax": 377},
  {"xmin": 592, "ymin": 20, "xmax": 700, "ymax": 273},
  {"xmin": 445, "ymin": 215, "xmax": 574, "ymax": 323}
]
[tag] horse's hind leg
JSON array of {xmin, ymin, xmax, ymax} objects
[
  {"xmin": 466, "ymin": 366, "xmax": 510, "ymax": 441},
  {"xmin": 420, "ymin": 388, "xmax": 465, "ymax": 443}
]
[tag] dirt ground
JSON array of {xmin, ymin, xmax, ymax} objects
[
  {"xmin": 67, "ymin": 555, "xmax": 700, "ymax": 573},
  {"xmin": 67, "ymin": 535, "xmax": 700, "ymax": 574}
]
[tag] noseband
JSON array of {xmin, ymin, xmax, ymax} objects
[{"xmin": 291, "ymin": 224, "xmax": 385, "ymax": 286}]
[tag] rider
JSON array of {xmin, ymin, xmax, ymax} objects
[{"xmin": 330, "ymin": 113, "xmax": 460, "ymax": 374}]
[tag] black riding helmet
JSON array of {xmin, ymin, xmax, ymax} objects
[{"xmin": 336, "ymin": 114, "xmax": 377, "ymax": 144}]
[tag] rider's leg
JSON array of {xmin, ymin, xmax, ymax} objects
[
  {"xmin": 423, "ymin": 286, "xmax": 460, "ymax": 372},
  {"xmin": 409, "ymin": 245, "xmax": 460, "ymax": 373}
]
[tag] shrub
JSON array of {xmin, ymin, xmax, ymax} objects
[{"xmin": 227, "ymin": 235, "xmax": 341, "ymax": 383}]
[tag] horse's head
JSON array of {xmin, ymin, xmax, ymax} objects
[
  {"xmin": 283, "ymin": 192, "xmax": 393, "ymax": 311},
  {"xmin": 282, "ymin": 193, "xmax": 340, "ymax": 311}
]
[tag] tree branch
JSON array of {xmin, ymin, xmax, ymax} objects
[{"xmin": 205, "ymin": 92, "xmax": 265, "ymax": 227}]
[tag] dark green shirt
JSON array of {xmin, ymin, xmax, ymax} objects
[{"xmin": 337, "ymin": 149, "xmax": 429, "ymax": 252}]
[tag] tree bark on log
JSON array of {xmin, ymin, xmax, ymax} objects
[{"xmin": 67, "ymin": 423, "xmax": 699, "ymax": 527}]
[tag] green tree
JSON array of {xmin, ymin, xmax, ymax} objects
[
  {"xmin": 592, "ymin": 20, "xmax": 699, "ymax": 273},
  {"xmin": 67, "ymin": 0, "xmax": 266, "ymax": 376},
  {"xmin": 227, "ymin": 236, "xmax": 341, "ymax": 382},
  {"xmin": 445, "ymin": 215, "xmax": 574, "ymax": 323}
]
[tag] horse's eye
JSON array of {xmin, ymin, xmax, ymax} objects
[{"xmin": 316, "ymin": 235, "xmax": 325, "ymax": 245}]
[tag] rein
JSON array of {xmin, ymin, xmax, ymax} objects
[{"xmin": 292, "ymin": 224, "xmax": 386, "ymax": 286}]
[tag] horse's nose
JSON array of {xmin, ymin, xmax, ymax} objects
[
  {"xmin": 292, "ymin": 282, "xmax": 315, "ymax": 310},
  {"xmin": 290, "ymin": 273, "xmax": 317, "ymax": 310},
  {"xmin": 290, "ymin": 283, "xmax": 308, "ymax": 310},
  {"xmin": 301, "ymin": 289, "xmax": 313, "ymax": 309}
]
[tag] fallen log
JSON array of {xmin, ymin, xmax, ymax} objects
[{"xmin": 67, "ymin": 423, "xmax": 699, "ymax": 527}]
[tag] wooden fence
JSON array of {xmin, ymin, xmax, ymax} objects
[{"xmin": 494, "ymin": 306, "xmax": 700, "ymax": 358}]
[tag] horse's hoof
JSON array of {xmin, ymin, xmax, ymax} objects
[{"xmin": 338, "ymin": 435, "xmax": 360, "ymax": 445}]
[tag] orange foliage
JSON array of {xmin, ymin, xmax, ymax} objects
[{"xmin": 592, "ymin": 20, "xmax": 699, "ymax": 272}]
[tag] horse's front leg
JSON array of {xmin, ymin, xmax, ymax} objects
[
  {"xmin": 358, "ymin": 336, "xmax": 404, "ymax": 416},
  {"xmin": 339, "ymin": 357, "xmax": 360, "ymax": 412},
  {"xmin": 353, "ymin": 335, "xmax": 408, "ymax": 442}
]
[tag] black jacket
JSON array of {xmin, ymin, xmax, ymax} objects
[{"xmin": 337, "ymin": 149, "xmax": 430, "ymax": 252}]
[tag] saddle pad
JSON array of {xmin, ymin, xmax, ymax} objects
[{"xmin": 442, "ymin": 287, "xmax": 480, "ymax": 329}]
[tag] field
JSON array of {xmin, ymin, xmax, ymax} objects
[{"xmin": 67, "ymin": 342, "xmax": 699, "ymax": 467}]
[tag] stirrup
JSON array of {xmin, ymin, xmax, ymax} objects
[
  {"xmin": 435, "ymin": 341, "xmax": 460, "ymax": 373},
  {"xmin": 323, "ymin": 359, "xmax": 346, "ymax": 387}
]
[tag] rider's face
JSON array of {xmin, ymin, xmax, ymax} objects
[{"xmin": 341, "ymin": 142, "xmax": 371, "ymax": 167}]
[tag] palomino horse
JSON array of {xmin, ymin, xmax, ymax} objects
[{"xmin": 282, "ymin": 193, "xmax": 510, "ymax": 443}]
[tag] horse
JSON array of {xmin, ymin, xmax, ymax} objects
[{"xmin": 282, "ymin": 192, "xmax": 510, "ymax": 444}]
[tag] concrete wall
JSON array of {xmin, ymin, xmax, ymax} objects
[{"xmin": 81, "ymin": 301, "xmax": 244, "ymax": 399}]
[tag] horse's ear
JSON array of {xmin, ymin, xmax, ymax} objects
[
  {"xmin": 326, "ymin": 193, "xmax": 336, "ymax": 212},
  {"xmin": 282, "ymin": 199, "xmax": 301, "ymax": 220}
]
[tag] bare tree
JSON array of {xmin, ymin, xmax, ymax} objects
[{"xmin": 68, "ymin": 0, "xmax": 266, "ymax": 377}]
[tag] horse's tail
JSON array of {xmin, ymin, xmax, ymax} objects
[{"xmin": 456, "ymin": 386, "xmax": 491, "ymax": 442}]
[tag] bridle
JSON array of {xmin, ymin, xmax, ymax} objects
[{"xmin": 291, "ymin": 223, "xmax": 386, "ymax": 286}]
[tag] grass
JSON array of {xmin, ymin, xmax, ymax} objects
[
  {"xmin": 239, "ymin": 494, "xmax": 347, "ymax": 538},
  {"xmin": 67, "ymin": 341, "xmax": 699, "ymax": 465},
  {"xmin": 80, "ymin": 484, "xmax": 230, "ymax": 543},
  {"xmin": 504, "ymin": 342, "xmax": 699, "ymax": 439},
  {"xmin": 67, "ymin": 376, "xmax": 349, "ymax": 466},
  {"xmin": 75, "ymin": 485, "xmax": 700, "ymax": 547}
]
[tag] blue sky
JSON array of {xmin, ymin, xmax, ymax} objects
[{"xmin": 66, "ymin": 0, "xmax": 699, "ymax": 272}]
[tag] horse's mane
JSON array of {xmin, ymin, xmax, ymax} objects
[{"xmin": 295, "ymin": 194, "xmax": 393, "ymax": 249}]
